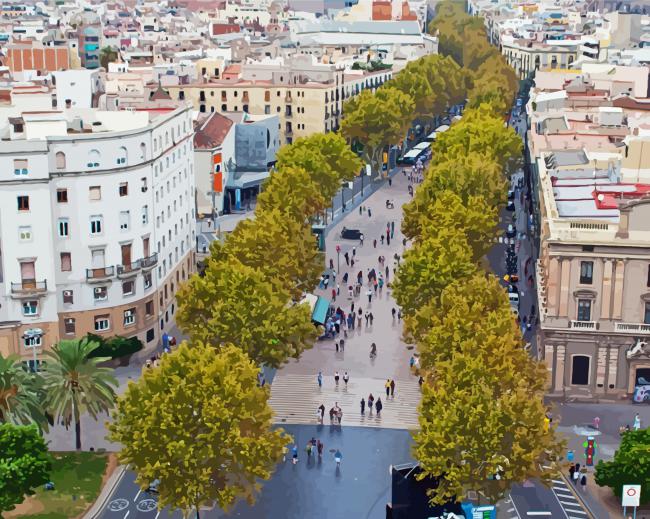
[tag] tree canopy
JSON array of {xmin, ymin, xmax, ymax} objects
[
  {"xmin": 0, "ymin": 354, "xmax": 48, "ymax": 431},
  {"xmin": 0, "ymin": 423, "xmax": 52, "ymax": 513},
  {"xmin": 109, "ymin": 342, "xmax": 290, "ymax": 515}
]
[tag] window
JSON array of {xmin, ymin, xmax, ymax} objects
[
  {"xmin": 144, "ymin": 271, "xmax": 152, "ymax": 289},
  {"xmin": 119, "ymin": 211, "xmax": 130, "ymax": 231},
  {"xmin": 89, "ymin": 186, "xmax": 101, "ymax": 200},
  {"xmin": 60, "ymin": 252, "xmax": 71, "ymax": 272},
  {"xmin": 142, "ymin": 205, "xmax": 149, "ymax": 225},
  {"xmin": 141, "ymin": 177, "xmax": 148, "ymax": 192},
  {"xmin": 580, "ymin": 261, "xmax": 593, "ymax": 284},
  {"xmin": 645, "ymin": 302, "xmax": 650, "ymax": 325},
  {"xmin": 63, "ymin": 289, "xmax": 73, "ymax": 303},
  {"xmin": 56, "ymin": 189, "xmax": 68, "ymax": 203},
  {"xmin": 124, "ymin": 308, "xmax": 136, "ymax": 326},
  {"xmin": 19, "ymin": 226, "xmax": 32, "ymax": 241},
  {"xmin": 64, "ymin": 318, "xmax": 75, "ymax": 334},
  {"xmin": 24, "ymin": 335, "xmax": 41, "ymax": 348},
  {"xmin": 94, "ymin": 286, "xmax": 108, "ymax": 301},
  {"xmin": 140, "ymin": 142, "xmax": 146, "ymax": 160},
  {"xmin": 17, "ymin": 196, "xmax": 29, "ymax": 211},
  {"xmin": 577, "ymin": 299, "xmax": 592, "ymax": 322},
  {"xmin": 145, "ymin": 299, "xmax": 154, "ymax": 316},
  {"xmin": 57, "ymin": 218, "xmax": 69, "ymax": 237},
  {"xmin": 14, "ymin": 159, "xmax": 28, "ymax": 175},
  {"xmin": 117, "ymin": 146, "xmax": 128, "ymax": 165},
  {"xmin": 90, "ymin": 216, "xmax": 103, "ymax": 235},
  {"xmin": 119, "ymin": 182, "xmax": 128, "ymax": 196},
  {"xmin": 55, "ymin": 152, "xmax": 66, "ymax": 169},
  {"xmin": 87, "ymin": 149, "xmax": 100, "ymax": 168},
  {"xmin": 122, "ymin": 280, "xmax": 135, "ymax": 296},
  {"xmin": 22, "ymin": 300, "xmax": 38, "ymax": 316},
  {"xmin": 94, "ymin": 315, "xmax": 110, "ymax": 331}
]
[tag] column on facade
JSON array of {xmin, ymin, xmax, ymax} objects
[
  {"xmin": 544, "ymin": 343, "xmax": 554, "ymax": 388},
  {"xmin": 547, "ymin": 256, "xmax": 560, "ymax": 317},
  {"xmin": 596, "ymin": 342, "xmax": 608, "ymax": 391},
  {"xmin": 554, "ymin": 344, "xmax": 566, "ymax": 392},
  {"xmin": 558, "ymin": 258, "xmax": 571, "ymax": 317},
  {"xmin": 607, "ymin": 345, "xmax": 618, "ymax": 391},
  {"xmin": 600, "ymin": 259, "xmax": 613, "ymax": 319},
  {"xmin": 611, "ymin": 260, "xmax": 625, "ymax": 320}
]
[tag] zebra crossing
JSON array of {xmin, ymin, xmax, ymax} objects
[
  {"xmin": 551, "ymin": 477, "xmax": 590, "ymax": 519},
  {"xmin": 269, "ymin": 374, "xmax": 421, "ymax": 430}
]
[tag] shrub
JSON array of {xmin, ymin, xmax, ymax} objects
[{"xmin": 86, "ymin": 334, "xmax": 143, "ymax": 359}]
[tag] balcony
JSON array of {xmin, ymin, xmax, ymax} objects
[
  {"xmin": 615, "ymin": 322, "xmax": 650, "ymax": 335},
  {"xmin": 140, "ymin": 253, "xmax": 158, "ymax": 270},
  {"xmin": 86, "ymin": 266, "xmax": 115, "ymax": 282},
  {"xmin": 569, "ymin": 320, "xmax": 598, "ymax": 330},
  {"xmin": 11, "ymin": 279, "xmax": 47, "ymax": 298},
  {"xmin": 117, "ymin": 260, "xmax": 141, "ymax": 279},
  {"xmin": 285, "ymin": 93, "xmax": 292, "ymax": 103}
]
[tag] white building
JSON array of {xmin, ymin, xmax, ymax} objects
[{"xmin": 0, "ymin": 104, "xmax": 196, "ymax": 366}]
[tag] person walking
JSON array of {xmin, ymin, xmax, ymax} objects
[
  {"xmin": 368, "ymin": 393, "xmax": 375, "ymax": 413},
  {"xmin": 292, "ymin": 445, "xmax": 299, "ymax": 464},
  {"xmin": 385, "ymin": 379, "xmax": 391, "ymax": 397},
  {"xmin": 380, "ymin": 235, "xmax": 384, "ymax": 245},
  {"xmin": 370, "ymin": 342, "xmax": 377, "ymax": 357},
  {"xmin": 390, "ymin": 379, "xmax": 395, "ymax": 398},
  {"xmin": 569, "ymin": 464, "xmax": 575, "ymax": 482},
  {"xmin": 580, "ymin": 474, "xmax": 587, "ymax": 492},
  {"xmin": 334, "ymin": 371, "xmax": 340, "ymax": 385},
  {"xmin": 360, "ymin": 397, "xmax": 366, "ymax": 414},
  {"xmin": 366, "ymin": 289, "xmax": 373, "ymax": 303},
  {"xmin": 369, "ymin": 312, "xmax": 374, "ymax": 326},
  {"xmin": 385, "ymin": 265, "xmax": 389, "ymax": 280},
  {"xmin": 335, "ymin": 340, "xmax": 339, "ymax": 352},
  {"xmin": 335, "ymin": 449, "xmax": 342, "ymax": 467},
  {"xmin": 373, "ymin": 239, "xmax": 377, "ymax": 248},
  {"xmin": 352, "ymin": 246, "xmax": 356, "ymax": 257},
  {"xmin": 392, "ymin": 307, "xmax": 396, "ymax": 320},
  {"xmin": 368, "ymin": 208, "xmax": 372, "ymax": 218},
  {"xmin": 318, "ymin": 371, "xmax": 323, "ymax": 387},
  {"xmin": 344, "ymin": 251, "xmax": 350, "ymax": 266},
  {"xmin": 343, "ymin": 371, "xmax": 349, "ymax": 387},
  {"xmin": 397, "ymin": 309, "xmax": 402, "ymax": 322},
  {"xmin": 317, "ymin": 404, "xmax": 325, "ymax": 424},
  {"xmin": 593, "ymin": 416, "xmax": 600, "ymax": 430},
  {"xmin": 357, "ymin": 310, "xmax": 362, "ymax": 328},
  {"xmin": 317, "ymin": 440, "xmax": 324, "ymax": 458},
  {"xmin": 634, "ymin": 413, "xmax": 642, "ymax": 430},
  {"xmin": 306, "ymin": 441, "xmax": 313, "ymax": 458},
  {"xmin": 572, "ymin": 465, "xmax": 580, "ymax": 485},
  {"xmin": 339, "ymin": 339, "xmax": 345, "ymax": 352},
  {"xmin": 375, "ymin": 397, "xmax": 383, "ymax": 416}
]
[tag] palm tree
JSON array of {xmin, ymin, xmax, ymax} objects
[
  {"xmin": 0, "ymin": 353, "xmax": 48, "ymax": 431},
  {"xmin": 41, "ymin": 338, "xmax": 118, "ymax": 450}
]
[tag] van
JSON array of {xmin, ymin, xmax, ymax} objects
[{"xmin": 509, "ymin": 292, "xmax": 519, "ymax": 308}]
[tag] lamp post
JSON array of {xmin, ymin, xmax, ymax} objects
[{"xmin": 336, "ymin": 245, "xmax": 341, "ymax": 274}]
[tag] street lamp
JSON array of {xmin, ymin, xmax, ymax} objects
[
  {"xmin": 335, "ymin": 245, "xmax": 341, "ymax": 273},
  {"xmin": 23, "ymin": 328, "xmax": 43, "ymax": 372}
]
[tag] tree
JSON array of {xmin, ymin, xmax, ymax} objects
[
  {"xmin": 274, "ymin": 133, "xmax": 363, "ymax": 200},
  {"xmin": 414, "ymin": 354, "xmax": 563, "ymax": 506},
  {"xmin": 109, "ymin": 342, "xmax": 290, "ymax": 516},
  {"xmin": 257, "ymin": 165, "xmax": 327, "ymax": 220},
  {"xmin": 0, "ymin": 423, "xmax": 52, "ymax": 513},
  {"xmin": 41, "ymin": 338, "xmax": 118, "ymax": 451},
  {"xmin": 468, "ymin": 54, "xmax": 519, "ymax": 116},
  {"xmin": 99, "ymin": 46, "xmax": 118, "ymax": 70},
  {"xmin": 0, "ymin": 354, "xmax": 48, "ymax": 431},
  {"xmin": 176, "ymin": 258, "xmax": 318, "ymax": 369},
  {"xmin": 211, "ymin": 208, "xmax": 322, "ymax": 300},
  {"xmin": 392, "ymin": 226, "xmax": 476, "ymax": 318},
  {"xmin": 595, "ymin": 428, "xmax": 650, "ymax": 504},
  {"xmin": 401, "ymin": 190, "xmax": 498, "ymax": 259},
  {"xmin": 341, "ymin": 87, "xmax": 415, "ymax": 178}
]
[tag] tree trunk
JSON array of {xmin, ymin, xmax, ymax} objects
[{"xmin": 73, "ymin": 400, "xmax": 81, "ymax": 451}]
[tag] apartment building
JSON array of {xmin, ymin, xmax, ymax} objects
[
  {"xmin": 167, "ymin": 58, "xmax": 392, "ymax": 144},
  {"xmin": 0, "ymin": 105, "xmax": 196, "ymax": 367}
]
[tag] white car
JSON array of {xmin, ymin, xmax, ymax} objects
[{"xmin": 633, "ymin": 385, "xmax": 650, "ymax": 403}]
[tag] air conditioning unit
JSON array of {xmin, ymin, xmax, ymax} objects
[
  {"xmin": 94, "ymin": 287, "xmax": 104, "ymax": 295},
  {"xmin": 63, "ymin": 290, "xmax": 73, "ymax": 297},
  {"xmin": 141, "ymin": 187, "xmax": 148, "ymax": 192}
]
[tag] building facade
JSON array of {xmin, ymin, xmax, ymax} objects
[{"xmin": 0, "ymin": 105, "xmax": 196, "ymax": 366}]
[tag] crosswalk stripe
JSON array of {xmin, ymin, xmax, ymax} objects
[
  {"xmin": 269, "ymin": 374, "xmax": 421, "ymax": 429},
  {"xmin": 552, "ymin": 479, "xmax": 565, "ymax": 484}
]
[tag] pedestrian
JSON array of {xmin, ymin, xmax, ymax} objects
[
  {"xmin": 352, "ymin": 246, "xmax": 356, "ymax": 257},
  {"xmin": 335, "ymin": 340, "xmax": 339, "ymax": 352},
  {"xmin": 397, "ymin": 309, "xmax": 402, "ymax": 321},
  {"xmin": 335, "ymin": 449, "xmax": 342, "ymax": 467},
  {"xmin": 331, "ymin": 288, "xmax": 336, "ymax": 301},
  {"xmin": 593, "ymin": 416, "xmax": 600, "ymax": 430},
  {"xmin": 343, "ymin": 371, "xmax": 349, "ymax": 386},
  {"xmin": 634, "ymin": 413, "xmax": 642, "ymax": 430},
  {"xmin": 351, "ymin": 258, "xmax": 355, "ymax": 268},
  {"xmin": 318, "ymin": 371, "xmax": 323, "ymax": 387},
  {"xmin": 392, "ymin": 307, "xmax": 396, "ymax": 320},
  {"xmin": 380, "ymin": 235, "xmax": 384, "ymax": 245},
  {"xmin": 369, "ymin": 312, "xmax": 374, "ymax": 325},
  {"xmin": 368, "ymin": 393, "xmax": 375, "ymax": 413},
  {"xmin": 282, "ymin": 445, "xmax": 288, "ymax": 462},
  {"xmin": 373, "ymin": 239, "xmax": 377, "ymax": 248},
  {"xmin": 292, "ymin": 445, "xmax": 299, "ymax": 464},
  {"xmin": 329, "ymin": 258, "xmax": 334, "ymax": 269},
  {"xmin": 357, "ymin": 311, "xmax": 362, "ymax": 328},
  {"xmin": 390, "ymin": 379, "xmax": 395, "ymax": 397},
  {"xmin": 344, "ymin": 251, "xmax": 350, "ymax": 266},
  {"xmin": 360, "ymin": 397, "xmax": 365, "ymax": 414},
  {"xmin": 359, "ymin": 205, "xmax": 363, "ymax": 215},
  {"xmin": 572, "ymin": 466, "xmax": 580, "ymax": 485},
  {"xmin": 319, "ymin": 403, "xmax": 325, "ymax": 422},
  {"xmin": 334, "ymin": 371, "xmax": 340, "ymax": 385},
  {"xmin": 418, "ymin": 376, "xmax": 424, "ymax": 386},
  {"xmin": 306, "ymin": 441, "xmax": 313, "ymax": 458},
  {"xmin": 567, "ymin": 449, "xmax": 574, "ymax": 463},
  {"xmin": 376, "ymin": 397, "xmax": 383, "ymax": 416},
  {"xmin": 569, "ymin": 464, "xmax": 575, "ymax": 481},
  {"xmin": 409, "ymin": 356, "xmax": 415, "ymax": 368},
  {"xmin": 388, "ymin": 177, "xmax": 392, "ymax": 186},
  {"xmin": 368, "ymin": 208, "xmax": 372, "ymax": 218},
  {"xmin": 385, "ymin": 379, "xmax": 391, "ymax": 397},
  {"xmin": 339, "ymin": 339, "xmax": 345, "ymax": 351},
  {"xmin": 387, "ymin": 235, "xmax": 390, "ymax": 246},
  {"xmin": 580, "ymin": 474, "xmax": 587, "ymax": 492},
  {"xmin": 391, "ymin": 221, "xmax": 395, "ymax": 232},
  {"xmin": 351, "ymin": 302, "xmax": 355, "ymax": 314},
  {"xmin": 337, "ymin": 284, "xmax": 340, "ymax": 296},
  {"xmin": 337, "ymin": 408, "xmax": 343, "ymax": 424},
  {"xmin": 329, "ymin": 407, "xmax": 335, "ymax": 422},
  {"xmin": 364, "ymin": 312, "xmax": 369, "ymax": 326},
  {"xmin": 317, "ymin": 440, "xmax": 324, "ymax": 457},
  {"xmin": 360, "ymin": 234, "xmax": 364, "ymax": 246},
  {"xmin": 367, "ymin": 289, "xmax": 373, "ymax": 303}
]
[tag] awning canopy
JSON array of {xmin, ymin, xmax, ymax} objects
[{"xmin": 300, "ymin": 294, "xmax": 330, "ymax": 325}]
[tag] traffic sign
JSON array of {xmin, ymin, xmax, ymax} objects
[{"xmin": 622, "ymin": 484, "xmax": 641, "ymax": 507}]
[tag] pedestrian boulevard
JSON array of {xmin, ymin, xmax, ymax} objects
[{"xmin": 269, "ymin": 374, "xmax": 421, "ymax": 429}]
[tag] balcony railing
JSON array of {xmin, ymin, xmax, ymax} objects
[
  {"xmin": 569, "ymin": 320, "xmax": 598, "ymax": 330},
  {"xmin": 86, "ymin": 266, "xmax": 115, "ymax": 281},
  {"xmin": 11, "ymin": 279, "xmax": 47, "ymax": 295},
  {"xmin": 615, "ymin": 322, "xmax": 650, "ymax": 334},
  {"xmin": 117, "ymin": 260, "xmax": 141, "ymax": 278},
  {"xmin": 140, "ymin": 253, "xmax": 158, "ymax": 270}
]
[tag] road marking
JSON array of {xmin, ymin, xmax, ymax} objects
[
  {"xmin": 527, "ymin": 512, "xmax": 552, "ymax": 516},
  {"xmin": 155, "ymin": 512, "xmax": 160, "ymax": 519},
  {"xmin": 566, "ymin": 510, "xmax": 587, "ymax": 516},
  {"xmin": 560, "ymin": 500, "xmax": 579, "ymax": 506},
  {"xmin": 552, "ymin": 479, "xmax": 565, "ymax": 484},
  {"xmin": 134, "ymin": 489, "xmax": 141, "ymax": 500},
  {"xmin": 123, "ymin": 512, "xmax": 130, "ymax": 519},
  {"xmin": 508, "ymin": 508, "xmax": 515, "ymax": 513},
  {"xmin": 510, "ymin": 493, "xmax": 523, "ymax": 519}
]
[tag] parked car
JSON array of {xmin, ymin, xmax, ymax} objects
[
  {"xmin": 507, "ymin": 189, "xmax": 515, "ymax": 200},
  {"xmin": 506, "ymin": 224, "xmax": 516, "ymax": 238},
  {"xmin": 633, "ymin": 385, "xmax": 650, "ymax": 403},
  {"xmin": 506, "ymin": 200, "xmax": 516, "ymax": 211},
  {"xmin": 507, "ymin": 284, "xmax": 519, "ymax": 296},
  {"xmin": 341, "ymin": 227, "xmax": 363, "ymax": 240},
  {"xmin": 147, "ymin": 479, "xmax": 160, "ymax": 494}
]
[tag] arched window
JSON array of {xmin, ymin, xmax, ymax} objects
[
  {"xmin": 55, "ymin": 151, "xmax": 66, "ymax": 169},
  {"xmin": 87, "ymin": 149, "xmax": 100, "ymax": 168},
  {"xmin": 140, "ymin": 142, "xmax": 146, "ymax": 160},
  {"xmin": 116, "ymin": 146, "xmax": 128, "ymax": 165}
]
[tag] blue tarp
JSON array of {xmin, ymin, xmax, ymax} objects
[{"xmin": 312, "ymin": 296, "xmax": 330, "ymax": 325}]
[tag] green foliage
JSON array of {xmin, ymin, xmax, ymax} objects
[
  {"xmin": 341, "ymin": 87, "xmax": 415, "ymax": 178},
  {"xmin": 41, "ymin": 338, "xmax": 118, "ymax": 450},
  {"xmin": 0, "ymin": 354, "xmax": 48, "ymax": 431},
  {"xmin": 469, "ymin": 54, "xmax": 519, "ymax": 115},
  {"xmin": 595, "ymin": 428, "xmax": 650, "ymax": 503},
  {"xmin": 257, "ymin": 165, "xmax": 327, "ymax": 220},
  {"xmin": 85, "ymin": 333, "xmax": 143, "ymax": 360},
  {"xmin": 0, "ymin": 423, "xmax": 52, "ymax": 512},
  {"xmin": 274, "ymin": 133, "xmax": 363, "ymax": 201},
  {"xmin": 99, "ymin": 46, "xmax": 118, "ymax": 70},
  {"xmin": 176, "ymin": 258, "xmax": 318, "ymax": 369},
  {"xmin": 109, "ymin": 341, "xmax": 291, "ymax": 514}
]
